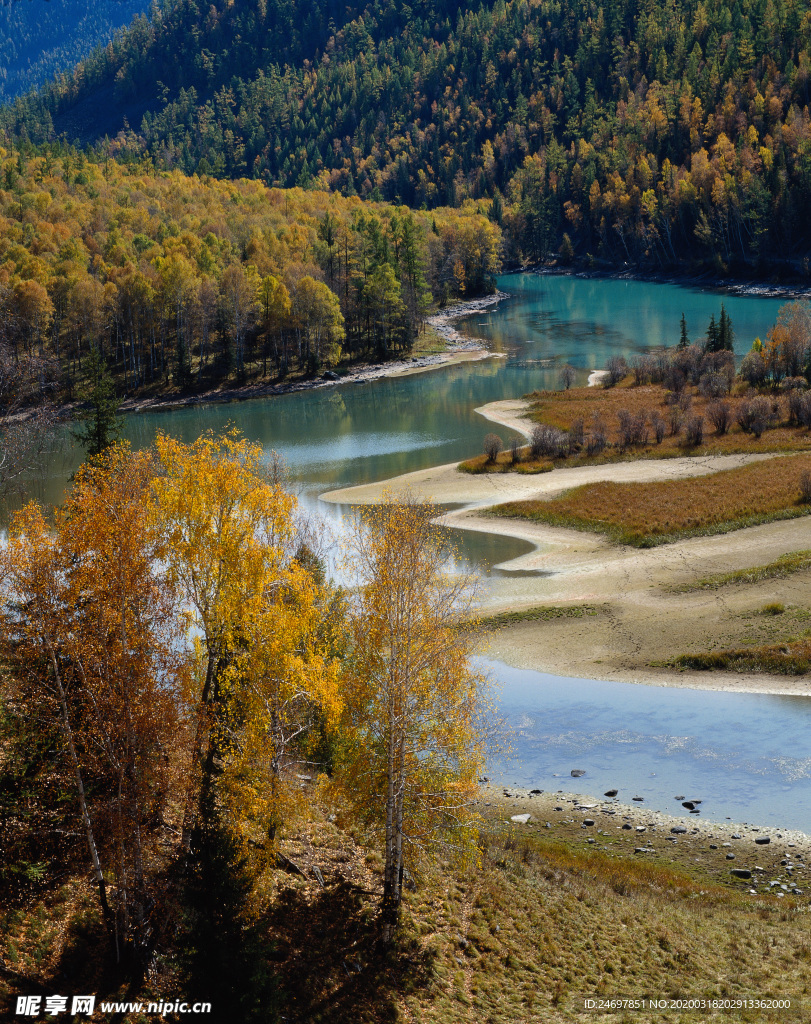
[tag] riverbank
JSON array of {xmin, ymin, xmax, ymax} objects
[
  {"xmin": 479, "ymin": 784, "xmax": 811, "ymax": 895},
  {"xmin": 527, "ymin": 260, "xmax": 811, "ymax": 300},
  {"xmin": 111, "ymin": 292, "xmax": 510, "ymax": 415},
  {"xmin": 321, "ymin": 399, "xmax": 811, "ymax": 696}
]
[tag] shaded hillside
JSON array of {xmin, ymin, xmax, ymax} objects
[{"xmin": 0, "ymin": 0, "xmax": 148, "ymax": 103}]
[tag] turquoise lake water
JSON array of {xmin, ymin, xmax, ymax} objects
[{"xmin": 30, "ymin": 272, "xmax": 811, "ymax": 829}]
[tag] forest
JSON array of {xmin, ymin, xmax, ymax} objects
[
  {"xmin": 4, "ymin": 0, "xmax": 811, "ymax": 268},
  {"xmin": 0, "ymin": 142, "xmax": 501, "ymax": 395}
]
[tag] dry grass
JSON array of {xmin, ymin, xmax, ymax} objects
[
  {"xmin": 672, "ymin": 637, "xmax": 811, "ymax": 675},
  {"xmin": 493, "ymin": 453, "xmax": 811, "ymax": 547},
  {"xmin": 5, "ymin": 796, "xmax": 811, "ymax": 1022},
  {"xmin": 398, "ymin": 812, "xmax": 811, "ymax": 1023},
  {"xmin": 523, "ymin": 381, "xmax": 811, "ymax": 459}
]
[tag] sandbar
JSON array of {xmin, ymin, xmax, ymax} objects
[{"xmin": 321, "ymin": 400, "xmax": 811, "ymax": 696}]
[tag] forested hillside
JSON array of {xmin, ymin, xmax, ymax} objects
[
  {"xmin": 0, "ymin": 143, "xmax": 500, "ymax": 393},
  {"xmin": 0, "ymin": 0, "xmax": 148, "ymax": 103},
  {"xmin": 4, "ymin": 0, "xmax": 811, "ymax": 269}
]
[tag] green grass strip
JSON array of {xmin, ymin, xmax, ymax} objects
[
  {"xmin": 668, "ymin": 635, "xmax": 811, "ymax": 675},
  {"xmin": 671, "ymin": 550, "xmax": 811, "ymax": 592}
]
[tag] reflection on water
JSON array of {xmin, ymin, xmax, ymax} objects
[
  {"xmin": 444, "ymin": 525, "xmax": 545, "ymax": 577},
  {"xmin": 461, "ymin": 274, "xmax": 785, "ymax": 366},
  {"xmin": 486, "ymin": 658, "xmax": 811, "ymax": 831}
]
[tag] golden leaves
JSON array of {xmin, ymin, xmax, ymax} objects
[{"xmin": 338, "ymin": 490, "xmax": 488, "ymax": 887}]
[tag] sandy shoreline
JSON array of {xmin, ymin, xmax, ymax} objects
[{"xmin": 322, "ymin": 399, "xmax": 811, "ymax": 697}]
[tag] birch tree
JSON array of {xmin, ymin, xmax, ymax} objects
[
  {"xmin": 0, "ymin": 445, "xmax": 189, "ymax": 965},
  {"xmin": 151, "ymin": 430, "xmax": 343, "ymax": 856},
  {"xmin": 342, "ymin": 492, "xmax": 488, "ymax": 943}
]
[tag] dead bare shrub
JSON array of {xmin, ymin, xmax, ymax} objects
[
  {"xmin": 673, "ymin": 343, "xmax": 703, "ymax": 385},
  {"xmin": 530, "ymin": 424, "xmax": 568, "ymax": 459},
  {"xmin": 483, "ymin": 433, "xmax": 503, "ymax": 462},
  {"xmin": 787, "ymin": 389, "xmax": 805, "ymax": 427},
  {"xmin": 668, "ymin": 404, "xmax": 683, "ymax": 436},
  {"xmin": 699, "ymin": 370, "xmax": 730, "ymax": 398},
  {"xmin": 617, "ymin": 409, "xmax": 649, "ymax": 450},
  {"xmin": 586, "ymin": 415, "xmax": 608, "ymax": 456},
  {"xmin": 800, "ymin": 471, "xmax": 811, "ymax": 504},
  {"xmin": 736, "ymin": 396, "xmax": 772, "ymax": 436},
  {"xmin": 559, "ymin": 364, "xmax": 576, "ymax": 390},
  {"xmin": 650, "ymin": 410, "xmax": 666, "ymax": 444},
  {"xmin": 707, "ymin": 401, "xmax": 731, "ymax": 435},
  {"xmin": 568, "ymin": 417, "xmax": 584, "ymax": 452},
  {"xmin": 664, "ymin": 366, "xmax": 687, "ymax": 394},
  {"xmin": 604, "ymin": 356, "xmax": 628, "ymax": 387},
  {"xmin": 632, "ymin": 355, "xmax": 655, "ymax": 385},
  {"xmin": 683, "ymin": 414, "xmax": 704, "ymax": 447},
  {"xmin": 800, "ymin": 394, "xmax": 811, "ymax": 429}
]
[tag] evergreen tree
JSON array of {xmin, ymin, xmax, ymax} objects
[
  {"xmin": 678, "ymin": 312, "xmax": 689, "ymax": 350},
  {"xmin": 718, "ymin": 304, "xmax": 734, "ymax": 351},
  {"xmin": 74, "ymin": 346, "xmax": 123, "ymax": 458},
  {"xmin": 705, "ymin": 314, "xmax": 720, "ymax": 353}
]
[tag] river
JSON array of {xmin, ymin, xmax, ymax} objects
[{"xmin": 30, "ymin": 272, "xmax": 811, "ymax": 830}]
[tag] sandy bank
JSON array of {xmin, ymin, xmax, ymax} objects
[{"xmin": 321, "ymin": 402, "xmax": 811, "ymax": 695}]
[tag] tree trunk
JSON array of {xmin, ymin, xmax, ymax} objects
[{"xmin": 48, "ymin": 647, "xmax": 113, "ymax": 933}]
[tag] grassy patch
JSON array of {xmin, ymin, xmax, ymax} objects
[
  {"xmin": 478, "ymin": 604, "xmax": 601, "ymax": 627},
  {"xmin": 6, "ymin": 795, "xmax": 811, "ymax": 1022},
  {"xmin": 491, "ymin": 453, "xmax": 811, "ymax": 547},
  {"xmin": 458, "ymin": 451, "xmax": 552, "ymax": 474},
  {"xmin": 670, "ymin": 636, "xmax": 811, "ymax": 675},
  {"xmin": 671, "ymin": 550, "xmax": 811, "ymax": 592}
]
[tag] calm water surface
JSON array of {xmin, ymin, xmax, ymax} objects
[
  {"xmin": 487, "ymin": 660, "xmax": 811, "ymax": 830},
  {"xmin": 31, "ymin": 273, "xmax": 811, "ymax": 829}
]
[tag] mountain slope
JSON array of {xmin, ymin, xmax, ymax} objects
[
  {"xmin": 5, "ymin": 0, "xmax": 811, "ymax": 268},
  {"xmin": 0, "ymin": 0, "xmax": 148, "ymax": 103}
]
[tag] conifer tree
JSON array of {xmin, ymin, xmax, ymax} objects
[
  {"xmin": 678, "ymin": 312, "xmax": 689, "ymax": 350},
  {"xmin": 718, "ymin": 304, "xmax": 734, "ymax": 351},
  {"xmin": 74, "ymin": 346, "xmax": 123, "ymax": 459},
  {"xmin": 706, "ymin": 314, "xmax": 720, "ymax": 353}
]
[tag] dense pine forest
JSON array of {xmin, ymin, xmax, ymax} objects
[{"xmin": 4, "ymin": 0, "xmax": 811, "ymax": 269}]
